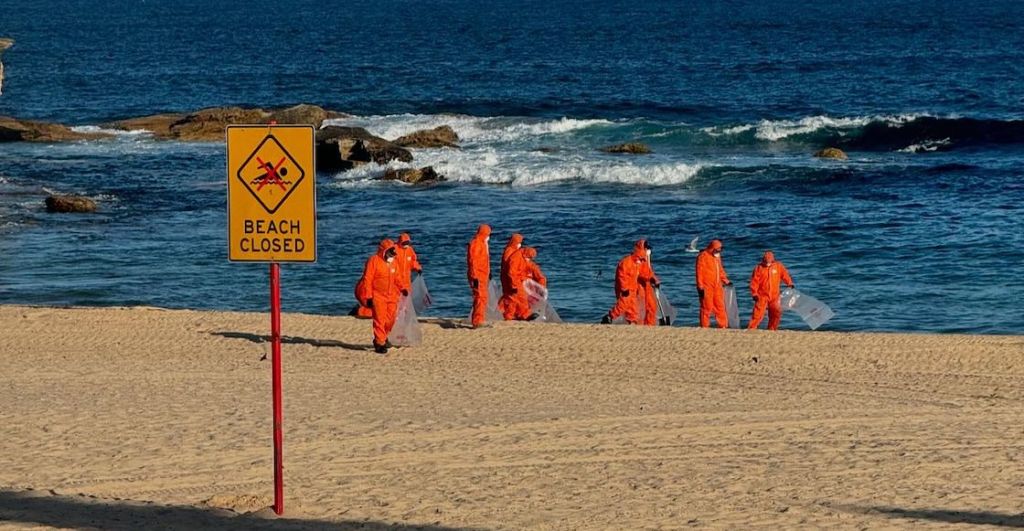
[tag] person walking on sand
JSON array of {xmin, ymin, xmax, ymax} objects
[
  {"xmin": 357, "ymin": 239, "xmax": 409, "ymax": 354},
  {"xmin": 395, "ymin": 232, "xmax": 423, "ymax": 285},
  {"xmin": 498, "ymin": 233, "xmax": 524, "ymax": 315},
  {"xmin": 467, "ymin": 224, "xmax": 492, "ymax": 328},
  {"xmin": 747, "ymin": 250, "xmax": 795, "ymax": 331},
  {"xmin": 501, "ymin": 246, "xmax": 547, "ymax": 320},
  {"xmin": 695, "ymin": 239, "xmax": 732, "ymax": 328},
  {"xmin": 638, "ymin": 241, "xmax": 661, "ymax": 326},
  {"xmin": 601, "ymin": 240, "xmax": 651, "ymax": 325}
]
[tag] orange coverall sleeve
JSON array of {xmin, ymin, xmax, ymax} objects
[
  {"xmin": 528, "ymin": 262, "xmax": 547, "ymax": 287},
  {"xmin": 467, "ymin": 240, "xmax": 489, "ymax": 281},
  {"xmin": 409, "ymin": 248, "xmax": 422, "ymax": 273},
  {"xmin": 779, "ymin": 263, "xmax": 793, "ymax": 287},
  {"xmin": 357, "ymin": 257, "xmax": 375, "ymax": 302}
]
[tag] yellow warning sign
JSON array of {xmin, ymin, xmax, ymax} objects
[{"xmin": 227, "ymin": 125, "xmax": 316, "ymax": 262}]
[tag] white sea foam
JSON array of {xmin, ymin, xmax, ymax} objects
[
  {"xmin": 323, "ymin": 114, "xmax": 614, "ymax": 144},
  {"xmin": 330, "ymin": 147, "xmax": 705, "ymax": 187},
  {"xmin": 899, "ymin": 138, "xmax": 951, "ymax": 153},
  {"xmin": 70, "ymin": 125, "xmax": 153, "ymax": 137},
  {"xmin": 703, "ymin": 114, "xmax": 927, "ymax": 141}
]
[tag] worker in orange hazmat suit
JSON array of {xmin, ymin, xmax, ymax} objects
[
  {"xmin": 466, "ymin": 224, "xmax": 492, "ymax": 328},
  {"xmin": 358, "ymin": 239, "xmax": 409, "ymax": 354},
  {"xmin": 747, "ymin": 250, "xmax": 794, "ymax": 331},
  {"xmin": 695, "ymin": 239, "xmax": 731, "ymax": 328},
  {"xmin": 601, "ymin": 240, "xmax": 651, "ymax": 325}
]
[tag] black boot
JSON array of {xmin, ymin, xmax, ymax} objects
[
  {"xmin": 373, "ymin": 343, "xmax": 388, "ymax": 355},
  {"xmin": 600, "ymin": 314, "xmax": 612, "ymax": 324},
  {"xmin": 384, "ymin": 339, "xmax": 393, "ymax": 349},
  {"xmin": 527, "ymin": 313, "xmax": 541, "ymax": 322}
]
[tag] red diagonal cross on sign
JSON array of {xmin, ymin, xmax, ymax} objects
[{"xmin": 255, "ymin": 156, "xmax": 289, "ymax": 191}]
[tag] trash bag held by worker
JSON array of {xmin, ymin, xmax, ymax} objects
[
  {"xmin": 523, "ymin": 279, "xmax": 562, "ymax": 323},
  {"xmin": 411, "ymin": 274, "xmax": 433, "ymax": 314},
  {"xmin": 724, "ymin": 285, "xmax": 741, "ymax": 329},
  {"xmin": 391, "ymin": 295, "xmax": 423, "ymax": 347},
  {"xmin": 486, "ymin": 279, "xmax": 504, "ymax": 322},
  {"xmin": 779, "ymin": 288, "xmax": 835, "ymax": 330},
  {"xmin": 654, "ymin": 288, "xmax": 677, "ymax": 326}
]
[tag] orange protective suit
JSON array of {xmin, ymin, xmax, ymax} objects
[
  {"xmin": 352, "ymin": 278, "xmax": 373, "ymax": 318},
  {"xmin": 695, "ymin": 239, "xmax": 731, "ymax": 328},
  {"xmin": 500, "ymin": 246, "xmax": 546, "ymax": 320},
  {"xmin": 747, "ymin": 251, "xmax": 794, "ymax": 331},
  {"xmin": 358, "ymin": 239, "xmax": 409, "ymax": 348},
  {"xmin": 395, "ymin": 232, "xmax": 423, "ymax": 286},
  {"xmin": 638, "ymin": 243, "xmax": 660, "ymax": 326},
  {"xmin": 466, "ymin": 224, "xmax": 491, "ymax": 327},
  {"xmin": 606, "ymin": 240, "xmax": 649, "ymax": 324},
  {"xmin": 498, "ymin": 233, "xmax": 524, "ymax": 315}
]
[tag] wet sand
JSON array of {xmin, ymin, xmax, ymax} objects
[{"xmin": 1, "ymin": 305, "xmax": 1022, "ymax": 530}]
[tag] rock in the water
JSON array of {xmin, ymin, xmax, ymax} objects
[
  {"xmin": 381, "ymin": 166, "xmax": 445, "ymax": 184},
  {"xmin": 0, "ymin": 116, "xmax": 112, "ymax": 142},
  {"xmin": 814, "ymin": 147, "xmax": 848, "ymax": 160},
  {"xmin": 0, "ymin": 38, "xmax": 12, "ymax": 96},
  {"xmin": 45, "ymin": 195, "xmax": 97, "ymax": 213},
  {"xmin": 268, "ymin": 104, "xmax": 345, "ymax": 129},
  {"xmin": 105, "ymin": 104, "xmax": 341, "ymax": 141},
  {"xmin": 316, "ymin": 126, "xmax": 413, "ymax": 171},
  {"xmin": 533, "ymin": 146, "xmax": 560, "ymax": 153},
  {"xmin": 393, "ymin": 126, "xmax": 459, "ymax": 148},
  {"xmin": 104, "ymin": 113, "xmax": 187, "ymax": 138},
  {"xmin": 600, "ymin": 142, "xmax": 652, "ymax": 154},
  {"xmin": 168, "ymin": 107, "xmax": 271, "ymax": 141}
]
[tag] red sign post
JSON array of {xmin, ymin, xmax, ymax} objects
[
  {"xmin": 270, "ymin": 262, "xmax": 284, "ymax": 514},
  {"xmin": 227, "ymin": 123, "xmax": 316, "ymax": 516}
]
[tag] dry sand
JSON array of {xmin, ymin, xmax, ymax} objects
[{"xmin": 0, "ymin": 305, "xmax": 1022, "ymax": 530}]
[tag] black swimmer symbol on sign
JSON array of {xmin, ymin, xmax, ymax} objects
[{"xmin": 237, "ymin": 134, "xmax": 306, "ymax": 214}]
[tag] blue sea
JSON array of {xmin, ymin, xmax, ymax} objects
[{"xmin": 1, "ymin": 0, "xmax": 1023, "ymax": 333}]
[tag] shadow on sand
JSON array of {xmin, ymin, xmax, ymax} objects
[
  {"xmin": 210, "ymin": 331, "xmax": 372, "ymax": 352},
  {"xmin": 865, "ymin": 506, "xmax": 1024, "ymax": 528},
  {"xmin": 0, "ymin": 489, "xmax": 478, "ymax": 531}
]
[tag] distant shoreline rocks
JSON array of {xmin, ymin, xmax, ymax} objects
[
  {"xmin": 0, "ymin": 115, "xmax": 112, "ymax": 142},
  {"xmin": 104, "ymin": 104, "xmax": 348, "ymax": 141},
  {"xmin": 600, "ymin": 142, "xmax": 652, "ymax": 154},
  {"xmin": 814, "ymin": 147, "xmax": 848, "ymax": 160},
  {"xmin": 45, "ymin": 195, "xmax": 97, "ymax": 213}
]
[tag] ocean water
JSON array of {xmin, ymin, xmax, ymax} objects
[{"xmin": 1, "ymin": 0, "xmax": 1023, "ymax": 333}]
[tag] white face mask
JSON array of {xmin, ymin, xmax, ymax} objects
[
  {"xmin": 713, "ymin": 251, "xmax": 722, "ymax": 258},
  {"xmin": 517, "ymin": 243, "xmax": 522, "ymax": 249},
  {"xmin": 386, "ymin": 256, "xmax": 395, "ymax": 263},
  {"xmin": 646, "ymin": 249, "xmax": 652, "ymax": 259},
  {"xmin": 485, "ymin": 237, "xmax": 490, "ymax": 243}
]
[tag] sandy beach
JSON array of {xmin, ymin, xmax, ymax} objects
[{"xmin": 0, "ymin": 304, "xmax": 1022, "ymax": 530}]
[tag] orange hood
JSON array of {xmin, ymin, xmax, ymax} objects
[
  {"xmin": 377, "ymin": 238, "xmax": 397, "ymax": 260},
  {"xmin": 632, "ymin": 239, "xmax": 649, "ymax": 260}
]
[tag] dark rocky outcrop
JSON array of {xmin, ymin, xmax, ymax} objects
[
  {"xmin": 316, "ymin": 126, "xmax": 413, "ymax": 171},
  {"xmin": 0, "ymin": 38, "xmax": 12, "ymax": 95},
  {"xmin": 814, "ymin": 147, "xmax": 848, "ymax": 160},
  {"xmin": 600, "ymin": 142, "xmax": 652, "ymax": 154},
  {"xmin": 105, "ymin": 104, "xmax": 343, "ymax": 141},
  {"xmin": 0, "ymin": 116, "xmax": 112, "ymax": 142},
  {"xmin": 45, "ymin": 195, "xmax": 97, "ymax": 213},
  {"xmin": 381, "ymin": 166, "xmax": 445, "ymax": 185},
  {"xmin": 393, "ymin": 126, "xmax": 459, "ymax": 148}
]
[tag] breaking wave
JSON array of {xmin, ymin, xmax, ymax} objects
[{"xmin": 323, "ymin": 114, "xmax": 615, "ymax": 144}]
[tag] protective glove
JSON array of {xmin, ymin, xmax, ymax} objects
[
  {"xmin": 471, "ymin": 279, "xmax": 479, "ymax": 289},
  {"xmin": 752, "ymin": 296, "xmax": 759, "ymax": 302},
  {"xmin": 366, "ymin": 299, "xmax": 374, "ymax": 309},
  {"xmin": 401, "ymin": 289, "xmax": 409, "ymax": 297},
  {"xmin": 652, "ymin": 280, "xmax": 661, "ymax": 288},
  {"xmin": 620, "ymin": 290, "xmax": 630, "ymax": 298},
  {"xmin": 697, "ymin": 289, "xmax": 705, "ymax": 299},
  {"xmin": 724, "ymin": 281, "xmax": 733, "ymax": 286},
  {"xmin": 787, "ymin": 284, "xmax": 795, "ymax": 289}
]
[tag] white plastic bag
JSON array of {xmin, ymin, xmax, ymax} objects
[
  {"xmin": 654, "ymin": 288, "xmax": 677, "ymax": 326},
  {"xmin": 523, "ymin": 279, "xmax": 562, "ymax": 323},
  {"xmin": 779, "ymin": 288, "xmax": 835, "ymax": 330},
  {"xmin": 724, "ymin": 285, "xmax": 741, "ymax": 329},
  {"xmin": 391, "ymin": 295, "xmax": 422, "ymax": 346},
  {"xmin": 486, "ymin": 278, "xmax": 504, "ymax": 322},
  {"xmin": 411, "ymin": 274, "xmax": 433, "ymax": 314}
]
